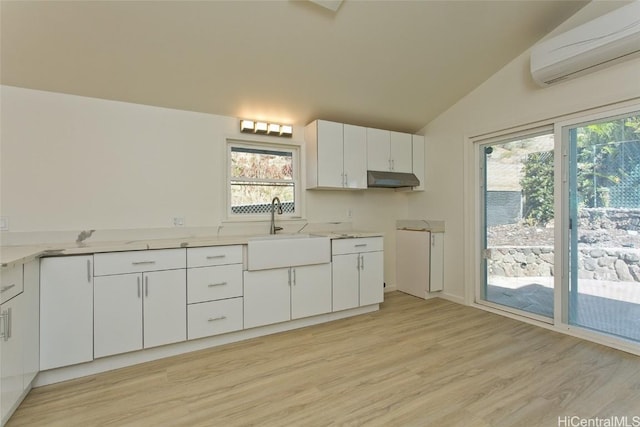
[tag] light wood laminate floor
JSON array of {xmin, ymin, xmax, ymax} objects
[{"xmin": 9, "ymin": 292, "xmax": 640, "ymax": 426}]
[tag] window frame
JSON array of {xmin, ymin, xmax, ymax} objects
[{"xmin": 226, "ymin": 139, "xmax": 302, "ymax": 221}]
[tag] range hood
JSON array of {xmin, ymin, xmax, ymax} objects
[{"xmin": 367, "ymin": 170, "xmax": 420, "ymax": 188}]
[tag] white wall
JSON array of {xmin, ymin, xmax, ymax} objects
[
  {"xmin": 408, "ymin": 2, "xmax": 640, "ymax": 303},
  {"xmin": 0, "ymin": 86, "xmax": 407, "ymax": 286}
]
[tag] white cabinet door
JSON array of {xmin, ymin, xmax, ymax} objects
[
  {"xmin": 1, "ymin": 294, "xmax": 23, "ymax": 424},
  {"xmin": 244, "ymin": 269, "xmax": 290, "ymax": 329},
  {"xmin": 332, "ymin": 254, "xmax": 360, "ymax": 312},
  {"xmin": 143, "ymin": 269, "xmax": 186, "ymax": 349},
  {"xmin": 40, "ymin": 256, "xmax": 93, "ymax": 370},
  {"xmin": 94, "ymin": 274, "xmax": 142, "ymax": 358},
  {"xmin": 291, "ymin": 264, "xmax": 331, "ymax": 320},
  {"xmin": 343, "ymin": 124, "xmax": 367, "ymax": 189},
  {"xmin": 390, "ymin": 131, "xmax": 413, "ymax": 173},
  {"xmin": 317, "ymin": 120, "xmax": 345, "ymax": 188},
  {"xmin": 367, "ymin": 128, "xmax": 391, "ymax": 171},
  {"xmin": 359, "ymin": 251, "xmax": 384, "ymax": 306},
  {"xmin": 22, "ymin": 260, "xmax": 39, "ymax": 387}
]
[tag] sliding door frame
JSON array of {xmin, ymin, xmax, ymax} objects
[{"xmin": 464, "ymin": 99, "xmax": 640, "ymax": 356}]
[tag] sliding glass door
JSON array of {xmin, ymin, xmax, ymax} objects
[
  {"xmin": 480, "ymin": 130, "xmax": 555, "ymax": 319},
  {"xmin": 566, "ymin": 112, "xmax": 640, "ymax": 342}
]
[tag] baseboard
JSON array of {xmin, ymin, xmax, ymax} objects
[
  {"xmin": 434, "ymin": 292, "xmax": 465, "ymax": 305},
  {"xmin": 384, "ymin": 284, "xmax": 397, "ymax": 293}
]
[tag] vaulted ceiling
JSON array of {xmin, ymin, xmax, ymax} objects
[{"xmin": 1, "ymin": 1, "xmax": 589, "ymax": 133}]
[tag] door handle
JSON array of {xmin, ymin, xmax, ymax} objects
[
  {"xmin": 288, "ymin": 269, "xmax": 292, "ymax": 286},
  {"xmin": 145, "ymin": 276, "xmax": 149, "ymax": 297},
  {"xmin": 137, "ymin": 276, "xmax": 141, "ymax": 298},
  {"xmin": 0, "ymin": 284, "xmax": 16, "ymax": 293},
  {"xmin": 360, "ymin": 255, "xmax": 365, "ymax": 270},
  {"xmin": 292, "ymin": 268, "xmax": 296, "ymax": 286},
  {"xmin": 87, "ymin": 259, "xmax": 92, "ymax": 283}
]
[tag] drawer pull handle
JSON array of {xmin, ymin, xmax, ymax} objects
[
  {"xmin": 206, "ymin": 255, "xmax": 226, "ymax": 260},
  {"xmin": 354, "ymin": 244, "xmax": 367, "ymax": 248},
  {"xmin": 0, "ymin": 284, "xmax": 16, "ymax": 293},
  {"xmin": 132, "ymin": 261, "xmax": 156, "ymax": 265},
  {"xmin": 208, "ymin": 282, "xmax": 227, "ymax": 287},
  {"xmin": 208, "ymin": 316, "xmax": 226, "ymax": 322}
]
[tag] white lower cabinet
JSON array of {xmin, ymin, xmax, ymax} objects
[
  {"xmin": 359, "ymin": 251, "xmax": 384, "ymax": 306},
  {"xmin": 94, "ymin": 269, "xmax": 186, "ymax": 358},
  {"xmin": 1, "ymin": 260, "xmax": 40, "ymax": 426},
  {"xmin": 244, "ymin": 263, "xmax": 331, "ymax": 329},
  {"xmin": 40, "ymin": 256, "xmax": 94, "ymax": 370},
  {"xmin": 332, "ymin": 254, "xmax": 360, "ymax": 311},
  {"xmin": 291, "ymin": 264, "xmax": 332, "ymax": 319},
  {"xmin": 332, "ymin": 237, "xmax": 384, "ymax": 311},
  {"xmin": 1, "ymin": 292, "xmax": 23, "ymax": 426}
]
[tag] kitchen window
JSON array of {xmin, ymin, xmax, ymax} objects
[{"xmin": 227, "ymin": 141, "xmax": 300, "ymax": 218}]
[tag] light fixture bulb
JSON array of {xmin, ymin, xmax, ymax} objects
[
  {"xmin": 280, "ymin": 125, "xmax": 293, "ymax": 136},
  {"xmin": 240, "ymin": 120, "xmax": 254, "ymax": 132},
  {"xmin": 268, "ymin": 123, "xmax": 280, "ymax": 134},
  {"xmin": 255, "ymin": 122, "xmax": 268, "ymax": 133}
]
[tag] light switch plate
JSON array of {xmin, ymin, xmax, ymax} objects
[{"xmin": 0, "ymin": 217, "xmax": 8, "ymax": 231}]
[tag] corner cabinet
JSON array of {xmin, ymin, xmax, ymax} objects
[
  {"xmin": 40, "ymin": 255, "xmax": 94, "ymax": 370},
  {"xmin": 305, "ymin": 120, "xmax": 367, "ymax": 190},
  {"xmin": 1, "ymin": 260, "xmax": 39, "ymax": 426},
  {"xmin": 332, "ymin": 237, "xmax": 384, "ymax": 311}
]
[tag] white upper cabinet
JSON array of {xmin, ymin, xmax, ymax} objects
[
  {"xmin": 306, "ymin": 120, "xmax": 367, "ymax": 190},
  {"xmin": 366, "ymin": 128, "xmax": 391, "ymax": 172},
  {"xmin": 342, "ymin": 124, "xmax": 367, "ymax": 189},
  {"xmin": 412, "ymin": 134, "xmax": 425, "ymax": 191},
  {"xmin": 390, "ymin": 131, "xmax": 413, "ymax": 173},
  {"xmin": 367, "ymin": 128, "xmax": 413, "ymax": 173}
]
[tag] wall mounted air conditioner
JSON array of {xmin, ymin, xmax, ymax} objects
[{"xmin": 530, "ymin": 1, "xmax": 640, "ymax": 86}]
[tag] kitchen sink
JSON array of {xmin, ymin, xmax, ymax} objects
[{"xmin": 247, "ymin": 234, "xmax": 330, "ymax": 270}]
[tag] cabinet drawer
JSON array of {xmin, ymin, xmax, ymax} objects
[
  {"xmin": 187, "ymin": 245, "xmax": 243, "ymax": 268},
  {"xmin": 94, "ymin": 249, "xmax": 186, "ymax": 276},
  {"xmin": 1, "ymin": 263, "xmax": 23, "ymax": 304},
  {"xmin": 187, "ymin": 297, "xmax": 243, "ymax": 340},
  {"xmin": 332, "ymin": 237, "xmax": 383, "ymax": 255},
  {"xmin": 187, "ymin": 264, "xmax": 243, "ymax": 304}
]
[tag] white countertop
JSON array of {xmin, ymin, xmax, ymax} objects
[{"xmin": 0, "ymin": 231, "xmax": 384, "ymax": 267}]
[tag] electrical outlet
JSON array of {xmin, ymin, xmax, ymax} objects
[
  {"xmin": 0, "ymin": 217, "xmax": 8, "ymax": 231},
  {"xmin": 346, "ymin": 209, "xmax": 353, "ymax": 219},
  {"xmin": 173, "ymin": 217, "xmax": 185, "ymax": 227}
]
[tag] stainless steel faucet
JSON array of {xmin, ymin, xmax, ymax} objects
[{"xmin": 270, "ymin": 196, "xmax": 284, "ymax": 234}]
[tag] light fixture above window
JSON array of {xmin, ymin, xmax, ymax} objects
[{"xmin": 240, "ymin": 119, "xmax": 293, "ymax": 138}]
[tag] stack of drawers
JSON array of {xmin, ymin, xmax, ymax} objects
[{"xmin": 186, "ymin": 245, "xmax": 244, "ymax": 340}]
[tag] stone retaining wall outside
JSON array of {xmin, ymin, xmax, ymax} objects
[{"xmin": 487, "ymin": 247, "xmax": 640, "ymax": 282}]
